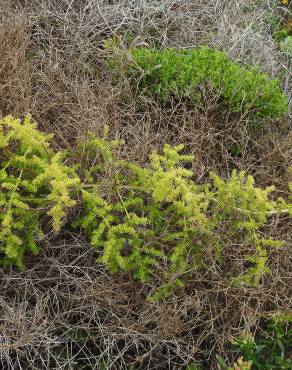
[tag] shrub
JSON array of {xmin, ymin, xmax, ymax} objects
[
  {"xmin": 217, "ymin": 317, "xmax": 292, "ymax": 369},
  {"xmin": 281, "ymin": 36, "xmax": 292, "ymax": 55},
  {"xmin": 216, "ymin": 356, "xmax": 252, "ymax": 370},
  {"xmin": 108, "ymin": 45, "xmax": 288, "ymax": 119},
  {"xmin": 0, "ymin": 116, "xmax": 79, "ymax": 268},
  {"xmin": 1, "ymin": 118, "xmax": 290, "ymax": 299},
  {"xmin": 76, "ymin": 132, "xmax": 290, "ymax": 301}
]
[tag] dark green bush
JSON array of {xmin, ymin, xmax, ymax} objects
[
  {"xmin": 109, "ymin": 46, "xmax": 288, "ymax": 119},
  {"xmin": 217, "ymin": 317, "xmax": 292, "ymax": 369}
]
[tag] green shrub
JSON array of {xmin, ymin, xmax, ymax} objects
[
  {"xmin": 216, "ymin": 356, "xmax": 252, "ymax": 370},
  {"xmin": 0, "ymin": 116, "xmax": 80, "ymax": 268},
  {"xmin": 217, "ymin": 317, "xmax": 292, "ymax": 369},
  {"xmin": 281, "ymin": 36, "xmax": 292, "ymax": 55},
  {"xmin": 75, "ymin": 132, "xmax": 290, "ymax": 301},
  {"xmin": 108, "ymin": 45, "xmax": 288, "ymax": 119},
  {"xmin": 1, "ymin": 117, "xmax": 290, "ymax": 299}
]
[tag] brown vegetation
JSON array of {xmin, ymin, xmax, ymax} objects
[{"xmin": 0, "ymin": 1, "xmax": 291, "ymax": 369}]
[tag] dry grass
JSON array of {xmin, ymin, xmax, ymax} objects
[
  {"xmin": 0, "ymin": 229, "xmax": 291, "ymax": 369},
  {"xmin": 0, "ymin": 0, "xmax": 291, "ymax": 369},
  {"xmin": 0, "ymin": 0, "xmax": 291, "ymax": 140}
]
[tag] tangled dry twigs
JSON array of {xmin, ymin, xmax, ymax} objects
[{"xmin": 0, "ymin": 1, "xmax": 291, "ymax": 369}]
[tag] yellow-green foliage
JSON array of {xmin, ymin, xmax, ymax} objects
[
  {"xmin": 1, "ymin": 117, "xmax": 290, "ymax": 300},
  {"xmin": 209, "ymin": 171, "xmax": 286, "ymax": 287},
  {"xmin": 228, "ymin": 357, "xmax": 252, "ymax": 370},
  {"xmin": 0, "ymin": 116, "xmax": 79, "ymax": 268},
  {"xmin": 76, "ymin": 135, "xmax": 290, "ymax": 300}
]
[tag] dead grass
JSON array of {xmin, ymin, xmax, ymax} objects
[
  {"xmin": 0, "ymin": 229, "xmax": 291, "ymax": 369},
  {"xmin": 0, "ymin": 0, "xmax": 291, "ymax": 369},
  {"xmin": 0, "ymin": 0, "xmax": 290, "ymax": 143}
]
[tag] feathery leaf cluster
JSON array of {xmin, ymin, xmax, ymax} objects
[
  {"xmin": 76, "ymin": 134, "xmax": 290, "ymax": 300},
  {"xmin": 0, "ymin": 116, "xmax": 79, "ymax": 268},
  {"xmin": 1, "ymin": 117, "xmax": 290, "ymax": 301}
]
